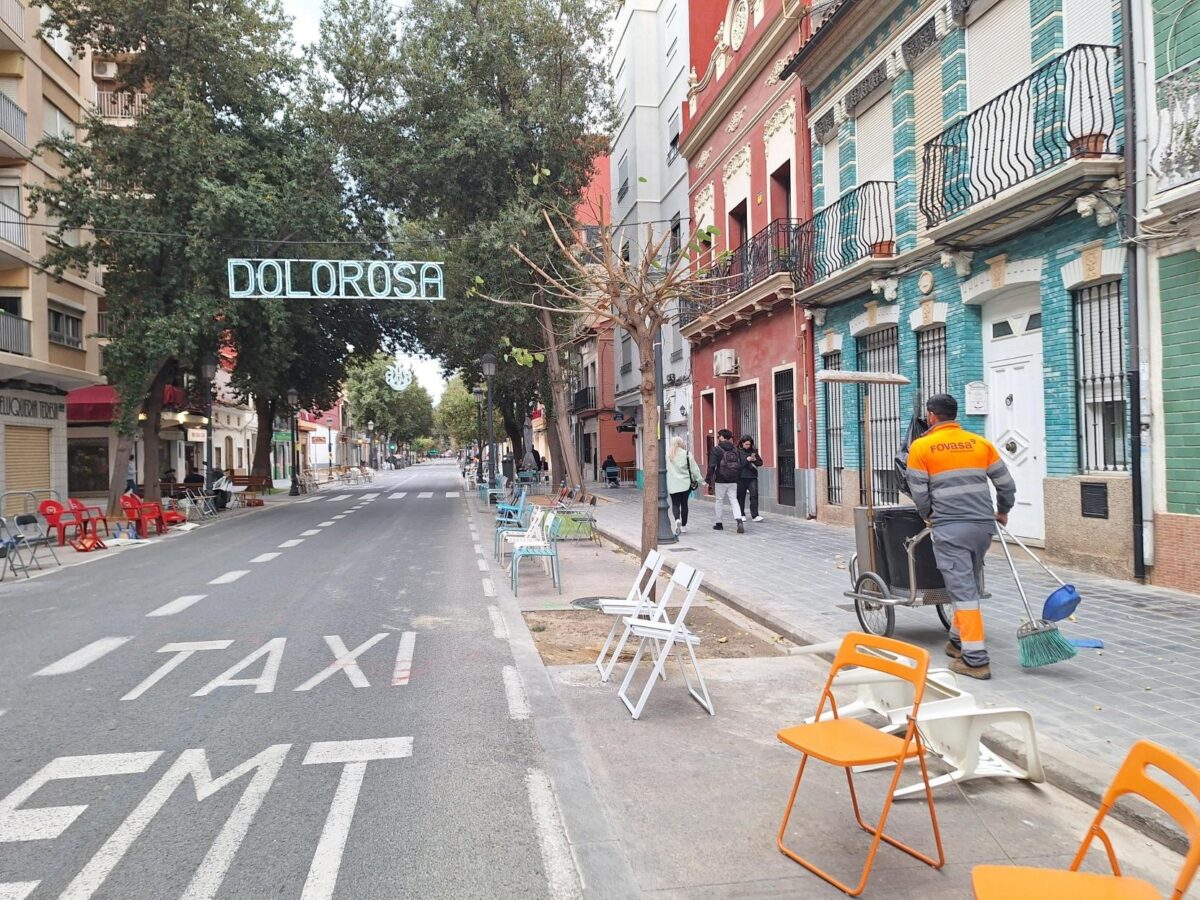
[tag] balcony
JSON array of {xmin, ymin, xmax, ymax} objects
[
  {"xmin": 0, "ymin": 313, "xmax": 30, "ymax": 356},
  {"xmin": 0, "ymin": 201, "xmax": 28, "ymax": 251},
  {"xmin": 572, "ymin": 386, "xmax": 597, "ymax": 414},
  {"xmin": 0, "ymin": 91, "xmax": 26, "ymax": 148},
  {"xmin": 793, "ymin": 181, "xmax": 896, "ymax": 291},
  {"xmin": 920, "ymin": 44, "xmax": 1122, "ymax": 244},
  {"xmin": 1155, "ymin": 58, "xmax": 1200, "ymax": 193},
  {"xmin": 96, "ymin": 90, "xmax": 148, "ymax": 122},
  {"xmin": 0, "ymin": 0, "xmax": 22, "ymax": 41}
]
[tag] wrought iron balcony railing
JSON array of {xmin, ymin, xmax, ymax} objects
[
  {"xmin": 792, "ymin": 181, "xmax": 895, "ymax": 290},
  {"xmin": 572, "ymin": 386, "xmax": 596, "ymax": 413},
  {"xmin": 0, "ymin": 313, "xmax": 30, "ymax": 356},
  {"xmin": 920, "ymin": 44, "xmax": 1120, "ymax": 228},
  {"xmin": 96, "ymin": 90, "xmax": 148, "ymax": 120},
  {"xmin": 0, "ymin": 201, "xmax": 28, "ymax": 250},
  {"xmin": 1155, "ymin": 57, "xmax": 1200, "ymax": 191},
  {"xmin": 0, "ymin": 92, "xmax": 26, "ymax": 147}
]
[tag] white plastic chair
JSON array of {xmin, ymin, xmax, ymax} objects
[
  {"xmin": 617, "ymin": 563, "xmax": 713, "ymax": 720},
  {"xmin": 594, "ymin": 548, "xmax": 666, "ymax": 682}
]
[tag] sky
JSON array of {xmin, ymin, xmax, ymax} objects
[{"xmin": 280, "ymin": 0, "xmax": 446, "ymax": 404}]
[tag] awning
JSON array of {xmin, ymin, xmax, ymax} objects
[{"xmin": 67, "ymin": 384, "xmax": 118, "ymax": 423}]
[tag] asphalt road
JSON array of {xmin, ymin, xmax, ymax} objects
[{"xmin": 0, "ymin": 462, "xmax": 568, "ymax": 899}]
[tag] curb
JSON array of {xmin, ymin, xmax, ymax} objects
[{"xmin": 593, "ymin": 521, "xmax": 1187, "ymax": 858}]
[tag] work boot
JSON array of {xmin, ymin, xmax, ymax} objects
[
  {"xmin": 945, "ymin": 642, "xmax": 962, "ymax": 659},
  {"xmin": 736, "ymin": 519, "xmax": 745, "ymax": 534},
  {"xmin": 949, "ymin": 658, "xmax": 991, "ymax": 680},
  {"xmin": 712, "ymin": 523, "xmax": 723, "ymax": 531}
]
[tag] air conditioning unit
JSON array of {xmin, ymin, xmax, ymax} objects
[
  {"xmin": 713, "ymin": 348, "xmax": 738, "ymax": 377},
  {"xmin": 93, "ymin": 61, "xmax": 119, "ymax": 80}
]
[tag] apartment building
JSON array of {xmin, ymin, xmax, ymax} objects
[
  {"xmin": 0, "ymin": 1, "xmax": 104, "ymax": 510},
  {"xmin": 609, "ymin": 0, "xmax": 692, "ymax": 485}
]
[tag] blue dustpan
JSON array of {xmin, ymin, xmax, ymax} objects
[{"xmin": 1042, "ymin": 583, "xmax": 1081, "ymax": 621}]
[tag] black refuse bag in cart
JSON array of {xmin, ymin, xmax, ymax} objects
[
  {"xmin": 874, "ymin": 506, "xmax": 944, "ymax": 592},
  {"xmin": 894, "ymin": 396, "xmax": 929, "ymax": 498}
]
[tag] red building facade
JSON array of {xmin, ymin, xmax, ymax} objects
[{"xmin": 679, "ymin": 0, "xmax": 817, "ymax": 516}]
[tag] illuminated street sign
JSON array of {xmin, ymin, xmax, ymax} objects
[{"xmin": 227, "ymin": 259, "xmax": 444, "ymax": 300}]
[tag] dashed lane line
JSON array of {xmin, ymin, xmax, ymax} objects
[
  {"xmin": 300, "ymin": 530, "xmax": 321, "ymax": 537},
  {"xmin": 250, "ymin": 553, "xmax": 280, "ymax": 563},
  {"xmin": 332, "ymin": 515, "xmax": 346, "ymax": 519},
  {"xmin": 146, "ymin": 595, "xmax": 206, "ymax": 617},
  {"xmin": 446, "ymin": 491, "xmax": 461, "ymax": 498},
  {"xmin": 389, "ymin": 492, "xmax": 407, "ymax": 499},
  {"xmin": 482, "ymin": 578, "xmax": 496, "ymax": 597},
  {"xmin": 476, "ymin": 559, "xmax": 488, "ymax": 572},
  {"xmin": 325, "ymin": 494, "xmax": 352, "ymax": 502},
  {"xmin": 525, "ymin": 768, "xmax": 583, "ymax": 900},
  {"xmin": 501, "ymin": 666, "xmax": 531, "ymax": 720},
  {"xmin": 279, "ymin": 539, "xmax": 304, "ymax": 548},
  {"xmin": 209, "ymin": 570, "xmax": 250, "ymax": 585},
  {"xmin": 418, "ymin": 492, "xmax": 433, "ymax": 499},
  {"xmin": 33, "ymin": 637, "xmax": 132, "ymax": 677},
  {"xmin": 391, "ymin": 632, "xmax": 417, "ymax": 686},
  {"xmin": 487, "ymin": 606, "xmax": 508, "ymax": 640},
  {"xmin": 361, "ymin": 493, "xmax": 379, "ymax": 501},
  {"xmin": 318, "ymin": 521, "xmax": 336, "ymax": 527}
]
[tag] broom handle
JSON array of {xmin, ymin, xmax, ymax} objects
[
  {"xmin": 996, "ymin": 523, "xmax": 1037, "ymax": 622},
  {"xmin": 996, "ymin": 526, "xmax": 1068, "ymax": 588}
]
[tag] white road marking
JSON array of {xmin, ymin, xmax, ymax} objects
[
  {"xmin": 146, "ymin": 595, "xmax": 206, "ymax": 617},
  {"xmin": 317, "ymin": 521, "xmax": 336, "ymax": 527},
  {"xmin": 502, "ymin": 666, "xmax": 530, "ymax": 720},
  {"xmin": 208, "ymin": 570, "xmax": 249, "ymax": 585},
  {"xmin": 326, "ymin": 494, "xmax": 352, "ymax": 502},
  {"xmin": 193, "ymin": 639, "xmax": 286, "ymax": 696},
  {"xmin": 482, "ymin": 578, "xmax": 496, "ymax": 597},
  {"xmin": 249, "ymin": 553, "xmax": 280, "ymax": 563},
  {"xmin": 0, "ymin": 881, "xmax": 38, "ymax": 899},
  {"xmin": 361, "ymin": 493, "xmax": 379, "ymax": 501},
  {"xmin": 388, "ymin": 492, "xmax": 406, "ymax": 499},
  {"xmin": 33, "ymin": 637, "xmax": 131, "ymax": 677},
  {"xmin": 298, "ymin": 496, "xmax": 322, "ymax": 504},
  {"xmin": 476, "ymin": 558, "xmax": 488, "ymax": 572},
  {"xmin": 446, "ymin": 491, "xmax": 460, "ymax": 498},
  {"xmin": 391, "ymin": 632, "xmax": 417, "ymax": 686},
  {"xmin": 293, "ymin": 634, "xmax": 389, "ymax": 691},
  {"xmin": 279, "ymin": 539, "xmax": 304, "ymax": 548},
  {"xmin": 122, "ymin": 641, "xmax": 234, "ymax": 701},
  {"xmin": 525, "ymin": 768, "xmax": 582, "ymax": 900},
  {"xmin": 300, "ymin": 738, "xmax": 414, "ymax": 900},
  {"xmin": 300, "ymin": 530, "xmax": 321, "ymax": 536},
  {"xmin": 488, "ymin": 606, "xmax": 508, "ymax": 640},
  {"xmin": 473, "ymin": 543, "xmax": 484, "ymax": 556},
  {"xmin": 332, "ymin": 515, "xmax": 346, "ymax": 519},
  {"xmin": 418, "ymin": 492, "xmax": 433, "ymax": 498}
]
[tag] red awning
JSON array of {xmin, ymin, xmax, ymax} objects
[{"xmin": 67, "ymin": 384, "xmax": 117, "ymax": 423}]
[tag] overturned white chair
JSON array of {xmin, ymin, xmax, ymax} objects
[
  {"xmin": 807, "ymin": 655, "xmax": 1044, "ymax": 797},
  {"xmin": 617, "ymin": 563, "xmax": 714, "ymax": 720},
  {"xmin": 594, "ymin": 548, "xmax": 666, "ymax": 683}
]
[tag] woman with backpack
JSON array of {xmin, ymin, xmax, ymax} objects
[
  {"xmin": 737, "ymin": 435, "xmax": 764, "ymax": 523},
  {"xmin": 665, "ymin": 436, "xmax": 704, "ymax": 534},
  {"xmin": 706, "ymin": 428, "xmax": 745, "ymax": 533}
]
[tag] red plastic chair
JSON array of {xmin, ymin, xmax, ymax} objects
[
  {"xmin": 68, "ymin": 498, "xmax": 109, "ymax": 537},
  {"xmin": 119, "ymin": 495, "xmax": 166, "ymax": 538},
  {"xmin": 38, "ymin": 499, "xmax": 85, "ymax": 546}
]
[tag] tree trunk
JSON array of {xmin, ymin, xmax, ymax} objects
[
  {"xmin": 140, "ymin": 363, "xmax": 173, "ymax": 504},
  {"xmin": 544, "ymin": 407, "xmax": 567, "ymax": 489},
  {"xmin": 538, "ymin": 307, "xmax": 585, "ymax": 495},
  {"xmin": 107, "ymin": 432, "xmax": 135, "ymax": 517},
  {"xmin": 501, "ymin": 404, "xmax": 522, "ymax": 467},
  {"xmin": 252, "ymin": 395, "xmax": 275, "ymax": 479},
  {"xmin": 637, "ymin": 333, "xmax": 660, "ymax": 560}
]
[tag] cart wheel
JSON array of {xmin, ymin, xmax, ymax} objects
[
  {"xmin": 853, "ymin": 573, "xmax": 895, "ymax": 637},
  {"xmin": 935, "ymin": 601, "xmax": 954, "ymax": 631}
]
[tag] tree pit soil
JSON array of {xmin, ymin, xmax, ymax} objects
[{"xmin": 523, "ymin": 607, "xmax": 792, "ymax": 666}]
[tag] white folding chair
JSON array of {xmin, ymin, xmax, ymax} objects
[
  {"xmin": 595, "ymin": 548, "xmax": 666, "ymax": 682},
  {"xmin": 617, "ymin": 563, "xmax": 713, "ymax": 720}
]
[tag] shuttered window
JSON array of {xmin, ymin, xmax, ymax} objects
[
  {"xmin": 822, "ymin": 133, "xmax": 841, "ymax": 204},
  {"xmin": 967, "ymin": 0, "xmax": 1032, "ymax": 109},
  {"xmin": 1063, "ymin": 0, "xmax": 1113, "ymax": 49},
  {"xmin": 913, "ymin": 49, "xmax": 942, "ymax": 234},
  {"xmin": 855, "ymin": 93, "xmax": 894, "ymax": 185},
  {"xmin": 4, "ymin": 425, "xmax": 50, "ymax": 513}
]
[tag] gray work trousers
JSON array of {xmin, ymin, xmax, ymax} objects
[{"xmin": 930, "ymin": 520, "xmax": 994, "ymax": 667}]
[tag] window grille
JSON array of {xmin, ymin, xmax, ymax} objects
[
  {"xmin": 916, "ymin": 325, "xmax": 948, "ymax": 403},
  {"xmin": 1074, "ymin": 281, "xmax": 1128, "ymax": 472},
  {"xmin": 856, "ymin": 327, "xmax": 901, "ymax": 504},
  {"xmin": 823, "ymin": 352, "xmax": 844, "ymax": 504}
]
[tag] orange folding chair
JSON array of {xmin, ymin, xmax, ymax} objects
[
  {"xmin": 973, "ymin": 739, "xmax": 1200, "ymax": 899},
  {"xmin": 776, "ymin": 632, "xmax": 944, "ymax": 896}
]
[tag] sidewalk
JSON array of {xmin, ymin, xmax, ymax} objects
[{"xmin": 590, "ymin": 493, "xmax": 1200, "ymax": 777}]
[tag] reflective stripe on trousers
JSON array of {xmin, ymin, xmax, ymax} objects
[{"xmin": 931, "ymin": 521, "xmax": 994, "ymax": 667}]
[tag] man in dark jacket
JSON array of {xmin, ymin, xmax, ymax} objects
[
  {"xmin": 736, "ymin": 435, "xmax": 763, "ymax": 522},
  {"xmin": 706, "ymin": 428, "xmax": 745, "ymax": 533}
]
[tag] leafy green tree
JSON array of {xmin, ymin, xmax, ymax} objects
[{"xmin": 344, "ymin": 353, "xmax": 435, "ymax": 452}]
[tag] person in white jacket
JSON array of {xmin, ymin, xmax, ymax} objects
[{"xmin": 665, "ymin": 436, "xmax": 704, "ymax": 534}]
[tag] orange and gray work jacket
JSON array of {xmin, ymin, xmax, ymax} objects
[{"xmin": 906, "ymin": 421, "xmax": 1016, "ymax": 525}]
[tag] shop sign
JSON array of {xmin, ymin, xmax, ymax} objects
[
  {"xmin": 227, "ymin": 259, "xmax": 444, "ymax": 301},
  {"xmin": 186, "ymin": 428, "xmax": 207, "ymax": 442},
  {"xmin": 272, "ymin": 430, "xmax": 292, "ymax": 443},
  {"xmin": 312, "ymin": 436, "xmax": 327, "ymax": 444},
  {"xmin": 0, "ymin": 395, "xmax": 64, "ymax": 420}
]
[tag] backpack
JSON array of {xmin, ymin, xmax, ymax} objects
[{"xmin": 717, "ymin": 445, "xmax": 742, "ymax": 481}]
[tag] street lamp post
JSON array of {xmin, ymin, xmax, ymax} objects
[
  {"xmin": 201, "ymin": 351, "xmax": 218, "ymax": 490},
  {"xmin": 472, "ymin": 384, "xmax": 485, "ymax": 483},
  {"xmin": 325, "ymin": 415, "xmax": 333, "ymax": 469},
  {"xmin": 287, "ymin": 387, "xmax": 300, "ymax": 496},
  {"xmin": 481, "ymin": 353, "xmax": 498, "ymax": 491},
  {"xmin": 367, "ymin": 420, "xmax": 375, "ymax": 468},
  {"xmin": 653, "ymin": 326, "xmax": 677, "ymax": 545}
]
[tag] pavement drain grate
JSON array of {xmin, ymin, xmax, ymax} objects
[{"xmin": 571, "ymin": 597, "xmax": 604, "ymax": 610}]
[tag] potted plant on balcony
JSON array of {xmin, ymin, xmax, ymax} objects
[
  {"xmin": 1068, "ymin": 132, "xmax": 1109, "ymax": 159},
  {"xmin": 870, "ymin": 240, "xmax": 895, "ymax": 258}
]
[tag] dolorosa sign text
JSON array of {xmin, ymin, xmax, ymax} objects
[{"xmin": 227, "ymin": 259, "xmax": 444, "ymax": 300}]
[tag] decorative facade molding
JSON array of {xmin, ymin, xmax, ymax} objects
[
  {"xmin": 1060, "ymin": 245, "xmax": 1125, "ymax": 291},
  {"xmin": 819, "ymin": 329, "xmax": 842, "ymax": 356},
  {"xmin": 696, "ymin": 147, "xmax": 712, "ymax": 169},
  {"xmin": 765, "ymin": 56, "xmax": 788, "ymax": 87},
  {"xmin": 849, "ymin": 301, "xmax": 901, "ymax": 337},
  {"xmin": 909, "ymin": 300, "xmax": 950, "ymax": 331},
  {"xmin": 951, "ymin": 0, "xmax": 973, "ymax": 24},
  {"xmin": 813, "ymin": 106, "xmax": 837, "ymax": 143},
  {"xmin": 961, "ymin": 256, "xmax": 1045, "ymax": 305},
  {"xmin": 722, "ymin": 144, "xmax": 752, "ymax": 187},
  {"xmin": 902, "ymin": 18, "xmax": 939, "ymax": 67},
  {"xmin": 694, "ymin": 182, "xmax": 716, "ymax": 226},
  {"xmin": 763, "ymin": 97, "xmax": 796, "ymax": 142},
  {"xmin": 725, "ymin": 106, "xmax": 748, "ymax": 133},
  {"xmin": 846, "ymin": 61, "xmax": 889, "ymax": 114},
  {"xmin": 870, "ymin": 277, "xmax": 899, "ymax": 302},
  {"xmin": 940, "ymin": 249, "xmax": 975, "ymax": 277},
  {"xmin": 752, "ymin": 0, "xmax": 764, "ymax": 26}
]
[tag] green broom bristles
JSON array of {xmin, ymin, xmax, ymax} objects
[{"xmin": 1018, "ymin": 619, "xmax": 1078, "ymax": 668}]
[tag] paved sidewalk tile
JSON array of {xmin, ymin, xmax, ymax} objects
[{"xmin": 592, "ymin": 493, "xmax": 1200, "ymax": 770}]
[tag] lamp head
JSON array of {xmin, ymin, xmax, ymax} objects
[
  {"xmin": 367, "ymin": 420, "xmax": 374, "ymax": 431},
  {"xmin": 286, "ymin": 387, "xmax": 299, "ymax": 407},
  {"xmin": 200, "ymin": 351, "xmax": 219, "ymax": 381},
  {"xmin": 472, "ymin": 385, "xmax": 486, "ymax": 403},
  {"xmin": 480, "ymin": 352, "xmax": 498, "ymax": 378}
]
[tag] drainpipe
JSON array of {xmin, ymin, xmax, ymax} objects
[
  {"xmin": 793, "ymin": 296, "xmax": 816, "ymax": 516},
  {"xmin": 1120, "ymin": 0, "xmax": 1149, "ymax": 581}
]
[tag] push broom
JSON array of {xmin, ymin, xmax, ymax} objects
[{"xmin": 996, "ymin": 523, "xmax": 1077, "ymax": 668}]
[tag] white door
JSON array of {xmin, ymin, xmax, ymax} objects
[{"xmin": 982, "ymin": 293, "xmax": 1046, "ymax": 541}]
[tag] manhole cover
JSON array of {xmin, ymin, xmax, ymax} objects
[{"xmin": 571, "ymin": 597, "xmax": 604, "ymax": 610}]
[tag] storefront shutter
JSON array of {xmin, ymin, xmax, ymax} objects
[
  {"xmin": 966, "ymin": 0, "xmax": 1032, "ymax": 110},
  {"xmin": 4, "ymin": 425, "xmax": 51, "ymax": 514},
  {"xmin": 855, "ymin": 93, "xmax": 894, "ymax": 186}
]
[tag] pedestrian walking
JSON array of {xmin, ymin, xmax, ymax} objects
[
  {"xmin": 736, "ymin": 435, "xmax": 764, "ymax": 522},
  {"xmin": 906, "ymin": 393, "xmax": 1016, "ymax": 681},
  {"xmin": 665, "ymin": 436, "xmax": 703, "ymax": 534},
  {"xmin": 706, "ymin": 428, "xmax": 745, "ymax": 533},
  {"xmin": 125, "ymin": 454, "xmax": 138, "ymax": 494}
]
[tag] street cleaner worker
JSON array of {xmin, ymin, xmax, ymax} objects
[{"xmin": 906, "ymin": 393, "xmax": 1015, "ymax": 681}]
